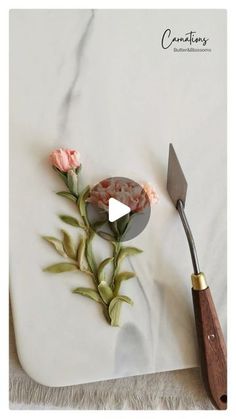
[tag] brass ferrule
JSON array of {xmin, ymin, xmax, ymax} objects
[{"xmin": 191, "ymin": 272, "xmax": 208, "ymax": 291}]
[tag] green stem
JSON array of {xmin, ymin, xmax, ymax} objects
[
  {"xmin": 65, "ymin": 181, "xmax": 115, "ymax": 324},
  {"xmin": 111, "ymin": 241, "xmax": 121, "ymax": 289},
  {"xmin": 101, "ymin": 302, "xmax": 111, "ymax": 325},
  {"xmin": 73, "ymin": 186, "xmax": 98, "ymax": 279},
  {"xmin": 86, "ymin": 228, "xmax": 98, "ymax": 278},
  {"xmin": 113, "ymin": 279, "xmax": 121, "ymax": 297}
]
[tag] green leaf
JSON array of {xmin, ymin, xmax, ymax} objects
[
  {"xmin": 117, "ymin": 246, "xmax": 143, "ymax": 265},
  {"xmin": 43, "ymin": 263, "xmax": 79, "ymax": 273},
  {"xmin": 42, "ymin": 236, "xmax": 67, "ymax": 257},
  {"xmin": 108, "ymin": 295, "xmax": 133, "ymax": 327},
  {"xmin": 98, "ymin": 257, "xmax": 114, "ymax": 283},
  {"xmin": 117, "ymin": 214, "xmax": 130, "ymax": 236},
  {"xmin": 113, "ymin": 271, "xmax": 136, "ymax": 296},
  {"xmin": 75, "ymin": 164, "xmax": 82, "ymax": 174},
  {"xmin": 85, "ymin": 231, "xmax": 97, "ymax": 275},
  {"xmin": 116, "ymin": 295, "xmax": 134, "ymax": 305},
  {"xmin": 62, "ymin": 230, "xmax": 76, "ymax": 259},
  {"xmin": 98, "ymin": 231, "xmax": 114, "ymax": 241},
  {"xmin": 67, "ymin": 170, "xmax": 78, "ymax": 196},
  {"xmin": 77, "ymin": 236, "xmax": 88, "ymax": 272},
  {"xmin": 59, "ymin": 215, "xmax": 80, "ymax": 227},
  {"xmin": 77, "ymin": 185, "xmax": 90, "ymax": 217},
  {"xmin": 56, "ymin": 191, "xmax": 77, "ymax": 202},
  {"xmin": 52, "ymin": 166, "xmax": 68, "ymax": 186},
  {"xmin": 102, "ymin": 305, "xmax": 111, "ymax": 325},
  {"xmin": 92, "ymin": 219, "xmax": 108, "ymax": 231},
  {"xmin": 72, "ymin": 287, "xmax": 103, "ymax": 303},
  {"xmin": 98, "ymin": 281, "xmax": 113, "ymax": 304},
  {"xmin": 109, "ymin": 220, "xmax": 119, "ymax": 237},
  {"xmin": 115, "ymin": 271, "xmax": 136, "ymax": 282},
  {"xmin": 108, "ymin": 300, "xmax": 121, "ymax": 327}
]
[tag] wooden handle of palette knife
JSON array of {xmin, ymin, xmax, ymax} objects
[{"xmin": 191, "ymin": 273, "xmax": 227, "ymax": 410}]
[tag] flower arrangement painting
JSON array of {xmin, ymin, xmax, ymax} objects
[{"xmin": 42, "ymin": 148, "xmax": 158, "ymax": 326}]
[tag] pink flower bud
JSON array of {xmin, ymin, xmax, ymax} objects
[{"xmin": 49, "ymin": 148, "xmax": 80, "ymax": 172}]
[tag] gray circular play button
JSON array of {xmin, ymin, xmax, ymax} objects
[{"xmin": 86, "ymin": 177, "xmax": 151, "ymax": 242}]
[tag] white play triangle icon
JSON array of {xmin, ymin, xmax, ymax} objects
[{"xmin": 108, "ymin": 198, "xmax": 130, "ymax": 222}]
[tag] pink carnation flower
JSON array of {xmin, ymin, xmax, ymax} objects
[
  {"xmin": 142, "ymin": 183, "xmax": 159, "ymax": 205},
  {"xmin": 87, "ymin": 179, "xmax": 158, "ymax": 212},
  {"xmin": 49, "ymin": 148, "xmax": 80, "ymax": 172}
]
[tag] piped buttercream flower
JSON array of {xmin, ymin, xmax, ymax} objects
[
  {"xmin": 49, "ymin": 148, "xmax": 80, "ymax": 172},
  {"xmin": 142, "ymin": 182, "xmax": 159, "ymax": 205},
  {"xmin": 43, "ymin": 149, "xmax": 159, "ymax": 327},
  {"xmin": 87, "ymin": 178, "xmax": 158, "ymax": 212}
]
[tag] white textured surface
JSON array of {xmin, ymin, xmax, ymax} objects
[
  {"xmin": 9, "ymin": 308, "xmax": 214, "ymax": 409},
  {"xmin": 10, "ymin": 10, "xmax": 226, "ymax": 387}
]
